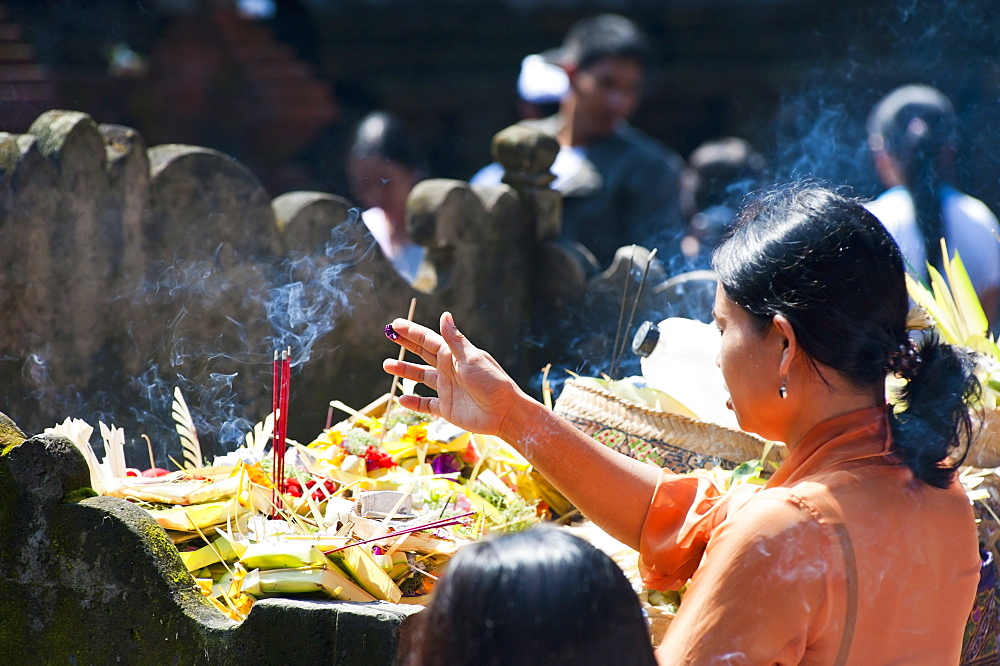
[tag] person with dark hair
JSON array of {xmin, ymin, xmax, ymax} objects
[
  {"xmin": 384, "ymin": 183, "xmax": 981, "ymax": 662},
  {"xmin": 866, "ymin": 83, "xmax": 1000, "ymax": 326},
  {"xmin": 348, "ymin": 110, "xmax": 427, "ymax": 283},
  {"xmin": 471, "ymin": 13, "xmax": 685, "ymax": 268},
  {"xmin": 679, "ymin": 136, "xmax": 767, "ymax": 263},
  {"xmin": 400, "ymin": 525, "xmax": 656, "ymax": 666}
]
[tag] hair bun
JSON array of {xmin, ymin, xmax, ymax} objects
[{"xmin": 887, "ymin": 339, "xmax": 923, "ymax": 380}]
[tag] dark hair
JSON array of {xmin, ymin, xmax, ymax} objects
[
  {"xmin": 556, "ymin": 14, "xmax": 650, "ymax": 71},
  {"xmin": 400, "ymin": 525, "xmax": 656, "ymax": 666},
  {"xmin": 349, "ymin": 111, "xmax": 423, "ymax": 172},
  {"xmin": 712, "ymin": 184, "xmax": 979, "ymax": 488},
  {"xmin": 867, "ymin": 84, "xmax": 957, "ymax": 273}
]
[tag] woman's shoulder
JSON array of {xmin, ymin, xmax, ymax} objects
[{"xmin": 718, "ymin": 485, "xmax": 833, "ymax": 545}]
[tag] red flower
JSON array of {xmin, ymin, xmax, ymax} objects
[
  {"xmin": 305, "ymin": 478, "xmax": 338, "ymax": 501},
  {"xmin": 280, "ymin": 478, "xmax": 303, "ymax": 497},
  {"xmin": 364, "ymin": 446, "xmax": 397, "ymax": 471}
]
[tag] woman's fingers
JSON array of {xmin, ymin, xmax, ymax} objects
[
  {"xmin": 387, "ymin": 318, "xmax": 442, "ymax": 366},
  {"xmin": 396, "ymin": 393, "xmax": 440, "ymax": 417},
  {"xmin": 382, "ymin": 359, "xmax": 438, "ymax": 391}
]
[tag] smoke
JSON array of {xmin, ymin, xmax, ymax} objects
[
  {"xmin": 263, "ymin": 216, "xmax": 369, "ymax": 367},
  {"xmin": 763, "ymin": 0, "xmax": 1000, "ymax": 205},
  {"xmin": 19, "ymin": 210, "xmax": 373, "ymax": 469},
  {"xmin": 124, "ymin": 364, "xmax": 251, "ymax": 466}
]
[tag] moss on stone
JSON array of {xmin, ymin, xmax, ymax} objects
[
  {"xmin": 0, "ymin": 412, "xmax": 26, "ymax": 457},
  {"xmin": 61, "ymin": 486, "xmax": 97, "ymax": 503}
]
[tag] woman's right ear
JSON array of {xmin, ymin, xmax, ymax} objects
[{"xmin": 772, "ymin": 314, "xmax": 798, "ymax": 377}]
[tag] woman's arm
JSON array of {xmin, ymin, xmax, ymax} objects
[{"xmin": 383, "ymin": 312, "xmax": 660, "ymax": 548}]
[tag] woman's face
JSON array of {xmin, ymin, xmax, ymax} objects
[
  {"xmin": 713, "ymin": 283, "xmax": 785, "ymax": 440},
  {"xmin": 348, "ymin": 155, "xmax": 420, "ymax": 219}
]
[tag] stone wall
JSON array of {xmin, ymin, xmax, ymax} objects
[
  {"xmin": 0, "ymin": 110, "xmax": 685, "ymax": 662},
  {"xmin": 0, "ymin": 413, "xmax": 419, "ymax": 664},
  {"xmin": 0, "ymin": 110, "xmax": 555, "ymax": 464}
]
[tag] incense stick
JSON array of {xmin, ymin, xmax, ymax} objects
[
  {"xmin": 324, "ymin": 510, "xmax": 475, "ymax": 553},
  {"xmin": 540, "ymin": 363, "xmax": 553, "ymax": 411},
  {"xmin": 279, "ymin": 347, "xmax": 291, "ymax": 502},
  {"xmin": 610, "ymin": 245, "xmax": 636, "ymax": 377},
  {"xmin": 380, "ymin": 297, "xmax": 417, "ymax": 444},
  {"xmin": 270, "ymin": 347, "xmax": 292, "ymax": 514},
  {"xmin": 612, "ymin": 247, "xmax": 658, "ymax": 378},
  {"xmin": 271, "ymin": 350, "xmax": 280, "ymax": 511},
  {"xmin": 142, "ymin": 434, "xmax": 156, "ymax": 471}
]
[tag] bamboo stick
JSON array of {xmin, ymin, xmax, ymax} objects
[
  {"xmin": 613, "ymin": 247, "xmax": 658, "ymax": 378},
  {"xmin": 610, "ymin": 245, "xmax": 637, "ymax": 376},
  {"xmin": 380, "ymin": 298, "xmax": 417, "ymax": 444}
]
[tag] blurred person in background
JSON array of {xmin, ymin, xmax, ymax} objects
[
  {"xmin": 472, "ymin": 14, "xmax": 685, "ymax": 269},
  {"xmin": 865, "ymin": 84, "xmax": 1000, "ymax": 328},
  {"xmin": 678, "ymin": 136, "xmax": 767, "ymax": 266},
  {"xmin": 470, "ymin": 51, "xmax": 570, "ymax": 186},
  {"xmin": 516, "ymin": 52, "xmax": 569, "ymax": 120},
  {"xmin": 399, "ymin": 525, "xmax": 656, "ymax": 666},
  {"xmin": 348, "ymin": 111, "xmax": 427, "ymax": 283}
]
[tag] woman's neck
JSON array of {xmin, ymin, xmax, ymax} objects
[{"xmin": 782, "ymin": 383, "xmax": 884, "ymax": 451}]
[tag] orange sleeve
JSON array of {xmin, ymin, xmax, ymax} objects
[
  {"xmin": 654, "ymin": 494, "xmax": 835, "ymax": 665},
  {"xmin": 638, "ymin": 468, "xmax": 731, "ymax": 591}
]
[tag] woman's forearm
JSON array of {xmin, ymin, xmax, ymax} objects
[{"xmin": 498, "ymin": 391, "xmax": 660, "ymax": 550}]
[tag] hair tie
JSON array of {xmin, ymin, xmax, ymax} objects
[{"xmin": 887, "ymin": 339, "xmax": 922, "ymax": 380}]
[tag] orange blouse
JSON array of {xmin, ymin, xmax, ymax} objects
[{"xmin": 640, "ymin": 407, "xmax": 981, "ymax": 664}]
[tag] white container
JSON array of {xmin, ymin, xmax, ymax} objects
[{"xmin": 631, "ymin": 317, "xmax": 740, "ymax": 430}]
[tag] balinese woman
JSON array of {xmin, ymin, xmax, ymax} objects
[{"xmin": 384, "ymin": 184, "xmax": 981, "ymax": 663}]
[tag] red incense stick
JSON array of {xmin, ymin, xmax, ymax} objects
[
  {"xmin": 271, "ymin": 350, "xmax": 281, "ymax": 511},
  {"xmin": 278, "ymin": 347, "xmax": 291, "ymax": 497}
]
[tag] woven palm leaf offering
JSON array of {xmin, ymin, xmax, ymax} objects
[{"xmin": 45, "ymin": 341, "xmax": 572, "ymax": 621}]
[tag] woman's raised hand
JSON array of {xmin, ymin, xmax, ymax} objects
[{"xmin": 382, "ymin": 311, "xmax": 524, "ymax": 438}]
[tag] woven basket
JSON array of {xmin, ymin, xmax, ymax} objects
[{"xmin": 554, "ymin": 378, "xmax": 784, "ymax": 473}]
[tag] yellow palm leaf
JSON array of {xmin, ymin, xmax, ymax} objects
[
  {"xmin": 906, "ymin": 273, "xmax": 960, "ymax": 344},
  {"xmin": 939, "ymin": 239, "xmax": 989, "ymax": 341}
]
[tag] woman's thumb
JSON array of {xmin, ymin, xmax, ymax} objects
[{"xmin": 441, "ymin": 311, "xmax": 469, "ymax": 362}]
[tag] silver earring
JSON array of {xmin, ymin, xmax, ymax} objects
[{"xmin": 779, "ymin": 379, "xmax": 787, "ymax": 399}]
